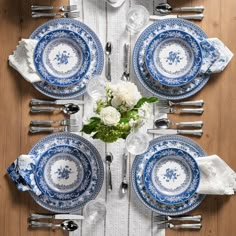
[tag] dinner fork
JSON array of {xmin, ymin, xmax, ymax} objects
[
  {"xmin": 157, "ymin": 222, "xmax": 202, "ymax": 230},
  {"xmin": 30, "ymin": 119, "xmax": 80, "ymax": 126},
  {"xmin": 29, "ymin": 126, "xmax": 79, "ymax": 133},
  {"xmin": 157, "ymin": 100, "xmax": 204, "ymax": 107},
  {"xmin": 31, "ymin": 5, "xmax": 78, "ymax": 12},
  {"xmin": 32, "ymin": 11, "xmax": 80, "ymax": 18}
]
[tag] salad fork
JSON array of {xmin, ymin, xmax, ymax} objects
[
  {"xmin": 31, "ymin": 5, "xmax": 78, "ymax": 12},
  {"xmin": 32, "ymin": 11, "xmax": 80, "ymax": 18},
  {"xmin": 157, "ymin": 222, "xmax": 202, "ymax": 230}
]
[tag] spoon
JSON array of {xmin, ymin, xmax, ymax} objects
[
  {"xmin": 30, "ymin": 103, "xmax": 80, "ymax": 115},
  {"xmin": 121, "ymin": 44, "xmax": 130, "ymax": 81},
  {"xmin": 105, "ymin": 152, "xmax": 113, "ymax": 192},
  {"xmin": 29, "ymin": 220, "xmax": 78, "ymax": 231},
  {"xmin": 120, "ymin": 151, "xmax": 128, "ymax": 195},
  {"xmin": 156, "ymin": 3, "xmax": 204, "ymax": 15},
  {"xmin": 154, "ymin": 118, "xmax": 204, "ymax": 129},
  {"xmin": 105, "ymin": 42, "xmax": 112, "ymax": 81}
]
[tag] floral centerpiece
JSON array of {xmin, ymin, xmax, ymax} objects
[{"xmin": 81, "ymin": 81, "xmax": 158, "ymax": 143}]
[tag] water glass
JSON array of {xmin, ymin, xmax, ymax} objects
[
  {"xmin": 126, "ymin": 5, "xmax": 150, "ymax": 34},
  {"xmin": 125, "ymin": 131, "xmax": 149, "ymax": 155}
]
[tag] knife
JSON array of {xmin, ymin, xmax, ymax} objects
[
  {"xmin": 29, "ymin": 213, "xmax": 84, "ymax": 220},
  {"xmin": 149, "ymin": 14, "xmax": 204, "ymax": 21},
  {"xmin": 147, "ymin": 129, "xmax": 203, "ymax": 136},
  {"xmin": 30, "ymin": 98, "xmax": 84, "ymax": 106}
]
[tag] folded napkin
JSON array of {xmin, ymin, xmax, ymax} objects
[
  {"xmin": 8, "ymin": 39, "xmax": 41, "ymax": 83},
  {"xmin": 197, "ymin": 155, "xmax": 236, "ymax": 195}
]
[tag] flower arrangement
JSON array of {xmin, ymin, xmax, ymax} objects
[{"xmin": 81, "ymin": 81, "xmax": 158, "ymax": 143}]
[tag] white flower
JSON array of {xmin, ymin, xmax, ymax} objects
[
  {"xmin": 110, "ymin": 81, "xmax": 141, "ymax": 110},
  {"xmin": 138, "ymin": 102, "xmax": 153, "ymax": 120},
  {"xmin": 100, "ymin": 106, "xmax": 121, "ymax": 126}
]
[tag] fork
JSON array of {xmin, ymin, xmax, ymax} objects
[
  {"xmin": 32, "ymin": 11, "xmax": 80, "ymax": 18},
  {"xmin": 157, "ymin": 100, "xmax": 204, "ymax": 107},
  {"xmin": 154, "ymin": 215, "xmax": 202, "ymax": 223},
  {"xmin": 157, "ymin": 222, "xmax": 202, "ymax": 230},
  {"xmin": 157, "ymin": 108, "xmax": 204, "ymax": 115},
  {"xmin": 31, "ymin": 5, "xmax": 78, "ymax": 12},
  {"xmin": 29, "ymin": 126, "xmax": 79, "ymax": 133},
  {"xmin": 30, "ymin": 119, "xmax": 80, "ymax": 126}
]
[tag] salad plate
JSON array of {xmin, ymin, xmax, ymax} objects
[
  {"xmin": 34, "ymin": 29, "xmax": 91, "ymax": 87},
  {"xmin": 143, "ymin": 148, "xmax": 200, "ymax": 205},
  {"xmin": 30, "ymin": 18, "xmax": 104, "ymax": 99},
  {"xmin": 145, "ymin": 30, "xmax": 202, "ymax": 87},
  {"xmin": 133, "ymin": 18, "xmax": 210, "ymax": 100},
  {"xmin": 131, "ymin": 135, "xmax": 206, "ymax": 216}
]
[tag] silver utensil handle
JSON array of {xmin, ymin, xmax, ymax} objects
[
  {"xmin": 172, "ymin": 215, "xmax": 202, "ymax": 222},
  {"xmin": 106, "ymin": 57, "xmax": 111, "ymax": 81},
  {"xmin": 179, "ymin": 108, "xmax": 204, "ymax": 114},
  {"xmin": 31, "ymin": 5, "xmax": 54, "ymax": 11},
  {"xmin": 30, "ymin": 98, "xmax": 56, "ymax": 105},
  {"xmin": 178, "ymin": 14, "xmax": 204, "ymax": 21},
  {"xmin": 177, "ymin": 129, "xmax": 203, "ymax": 136},
  {"xmin": 174, "ymin": 223, "xmax": 202, "ymax": 229},
  {"xmin": 124, "ymin": 44, "xmax": 130, "ymax": 73},
  {"xmin": 29, "ymin": 213, "xmax": 53, "ymax": 220},
  {"xmin": 176, "ymin": 121, "xmax": 203, "ymax": 128},
  {"xmin": 108, "ymin": 166, "xmax": 112, "ymax": 191},
  {"xmin": 174, "ymin": 6, "xmax": 204, "ymax": 13},
  {"xmin": 30, "ymin": 106, "xmax": 57, "ymax": 112},
  {"xmin": 123, "ymin": 153, "xmax": 128, "ymax": 179},
  {"xmin": 176, "ymin": 100, "xmax": 204, "ymax": 107},
  {"xmin": 32, "ymin": 12, "xmax": 59, "ymax": 18},
  {"xmin": 30, "ymin": 126, "xmax": 63, "ymax": 133},
  {"xmin": 29, "ymin": 221, "xmax": 56, "ymax": 228},
  {"xmin": 30, "ymin": 120, "xmax": 55, "ymax": 126}
]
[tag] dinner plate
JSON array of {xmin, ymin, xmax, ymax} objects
[
  {"xmin": 145, "ymin": 30, "xmax": 202, "ymax": 87},
  {"xmin": 133, "ymin": 18, "xmax": 210, "ymax": 100},
  {"xmin": 29, "ymin": 133, "xmax": 104, "ymax": 213},
  {"xmin": 131, "ymin": 135, "xmax": 206, "ymax": 216},
  {"xmin": 34, "ymin": 29, "xmax": 91, "ymax": 87},
  {"xmin": 143, "ymin": 148, "xmax": 200, "ymax": 205},
  {"xmin": 30, "ymin": 18, "xmax": 104, "ymax": 99}
]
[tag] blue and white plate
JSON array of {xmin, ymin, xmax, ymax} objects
[
  {"xmin": 30, "ymin": 18, "xmax": 104, "ymax": 99},
  {"xmin": 34, "ymin": 29, "xmax": 91, "ymax": 87},
  {"xmin": 26, "ymin": 133, "xmax": 103, "ymax": 213},
  {"xmin": 145, "ymin": 30, "xmax": 202, "ymax": 87},
  {"xmin": 133, "ymin": 18, "xmax": 210, "ymax": 100},
  {"xmin": 143, "ymin": 148, "xmax": 200, "ymax": 205},
  {"xmin": 131, "ymin": 135, "xmax": 206, "ymax": 216}
]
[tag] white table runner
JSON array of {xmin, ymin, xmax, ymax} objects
[{"xmin": 69, "ymin": 0, "xmax": 165, "ymax": 236}]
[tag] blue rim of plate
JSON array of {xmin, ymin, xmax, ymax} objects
[
  {"xmin": 131, "ymin": 135, "xmax": 206, "ymax": 216},
  {"xmin": 34, "ymin": 29, "xmax": 91, "ymax": 87},
  {"xmin": 28, "ymin": 133, "xmax": 104, "ymax": 213},
  {"xmin": 133, "ymin": 18, "xmax": 210, "ymax": 100},
  {"xmin": 35, "ymin": 145, "xmax": 92, "ymax": 201},
  {"xmin": 145, "ymin": 30, "xmax": 202, "ymax": 87},
  {"xmin": 143, "ymin": 148, "xmax": 200, "ymax": 205},
  {"xmin": 30, "ymin": 18, "xmax": 104, "ymax": 99}
]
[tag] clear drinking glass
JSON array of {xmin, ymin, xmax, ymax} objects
[
  {"xmin": 126, "ymin": 5, "xmax": 150, "ymax": 34},
  {"xmin": 83, "ymin": 199, "xmax": 106, "ymax": 225},
  {"xmin": 125, "ymin": 131, "xmax": 149, "ymax": 155}
]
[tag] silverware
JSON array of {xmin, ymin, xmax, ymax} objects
[
  {"xmin": 120, "ymin": 152, "xmax": 128, "ymax": 195},
  {"xmin": 157, "ymin": 222, "xmax": 202, "ymax": 230},
  {"xmin": 31, "ymin": 5, "xmax": 78, "ymax": 12},
  {"xmin": 121, "ymin": 44, "xmax": 130, "ymax": 81},
  {"xmin": 30, "ymin": 119, "xmax": 80, "ymax": 126},
  {"xmin": 29, "ymin": 126, "xmax": 79, "ymax": 133},
  {"xmin": 154, "ymin": 215, "xmax": 202, "ymax": 223},
  {"xmin": 154, "ymin": 118, "xmax": 203, "ymax": 129},
  {"xmin": 29, "ymin": 220, "xmax": 78, "ymax": 231},
  {"xmin": 147, "ymin": 129, "xmax": 203, "ymax": 136},
  {"xmin": 150, "ymin": 14, "xmax": 204, "ymax": 21},
  {"xmin": 105, "ymin": 42, "xmax": 112, "ymax": 81},
  {"xmin": 157, "ymin": 108, "xmax": 204, "ymax": 115},
  {"xmin": 157, "ymin": 99, "xmax": 204, "ymax": 107},
  {"xmin": 29, "ymin": 213, "xmax": 84, "ymax": 220},
  {"xmin": 30, "ymin": 104, "xmax": 80, "ymax": 115},
  {"xmin": 30, "ymin": 98, "xmax": 84, "ymax": 106},
  {"xmin": 105, "ymin": 152, "xmax": 113, "ymax": 192},
  {"xmin": 156, "ymin": 3, "xmax": 204, "ymax": 14},
  {"xmin": 32, "ymin": 11, "xmax": 80, "ymax": 18}
]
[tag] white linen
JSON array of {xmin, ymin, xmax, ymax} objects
[{"xmin": 197, "ymin": 155, "xmax": 236, "ymax": 195}]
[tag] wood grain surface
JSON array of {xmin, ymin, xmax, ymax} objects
[{"xmin": 0, "ymin": 0, "xmax": 235, "ymax": 235}]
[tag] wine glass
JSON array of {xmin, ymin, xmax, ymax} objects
[
  {"xmin": 125, "ymin": 131, "xmax": 149, "ymax": 155},
  {"xmin": 83, "ymin": 199, "xmax": 106, "ymax": 225}
]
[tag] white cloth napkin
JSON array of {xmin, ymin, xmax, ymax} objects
[
  {"xmin": 8, "ymin": 39, "xmax": 41, "ymax": 83},
  {"xmin": 197, "ymin": 155, "xmax": 236, "ymax": 195}
]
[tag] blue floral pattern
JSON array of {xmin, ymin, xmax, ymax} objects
[
  {"xmin": 54, "ymin": 51, "xmax": 70, "ymax": 65},
  {"xmin": 163, "ymin": 168, "xmax": 179, "ymax": 182}
]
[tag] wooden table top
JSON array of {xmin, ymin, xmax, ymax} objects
[{"xmin": 0, "ymin": 0, "xmax": 236, "ymax": 235}]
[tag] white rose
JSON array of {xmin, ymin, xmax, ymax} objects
[{"xmin": 100, "ymin": 106, "xmax": 121, "ymax": 126}]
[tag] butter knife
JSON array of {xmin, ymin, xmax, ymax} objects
[
  {"xmin": 29, "ymin": 213, "xmax": 84, "ymax": 220},
  {"xmin": 30, "ymin": 98, "xmax": 84, "ymax": 106},
  {"xmin": 147, "ymin": 129, "xmax": 203, "ymax": 136}
]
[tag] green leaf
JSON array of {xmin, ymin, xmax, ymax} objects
[
  {"xmin": 134, "ymin": 97, "xmax": 159, "ymax": 109},
  {"xmin": 81, "ymin": 117, "xmax": 101, "ymax": 134}
]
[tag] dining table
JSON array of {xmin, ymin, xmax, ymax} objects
[{"xmin": 0, "ymin": 0, "xmax": 236, "ymax": 235}]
